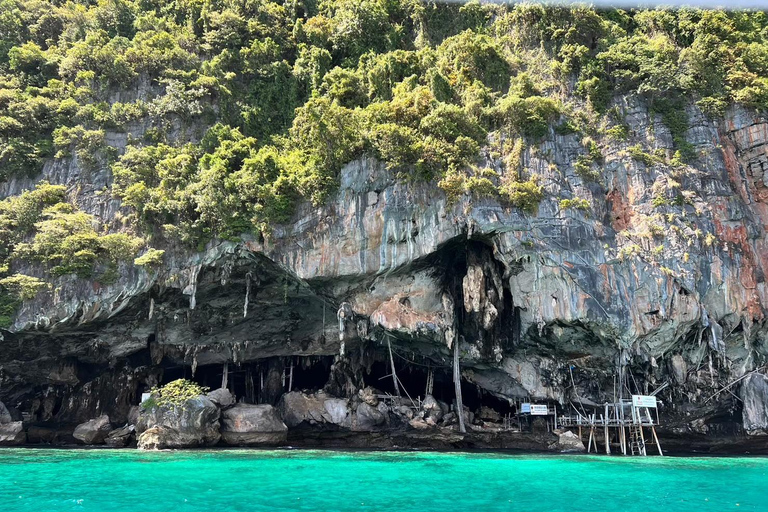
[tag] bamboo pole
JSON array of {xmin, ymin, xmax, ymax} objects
[
  {"xmin": 645, "ymin": 407, "xmax": 663, "ymax": 456},
  {"xmin": 651, "ymin": 425, "xmax": 663, "ymax": 456},
  {"xmin": 288, "ymin": 359, "xmax": 294, "ymax": 392},
  {"xmin": 620, "ymin": 423, "xmax": 626, "ymax": 455},
  {"xmin": 387, "ymin": 338, "xmax": 401, "ymax": 397}
]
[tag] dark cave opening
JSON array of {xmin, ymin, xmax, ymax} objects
[
  {"xmin": 363, "ymin": 354, "xmax": 513, "ymax": 420},
  {"xmin": 155, "ymin": 356, "xmax": 336, "ymax": 404},
  {"xmin": 149, "ymin": 345, "xmax": 515, "ymax": 421},
  {"xmin": 426, "ymin": 237, "xmax": 518, "ymax": 355}
]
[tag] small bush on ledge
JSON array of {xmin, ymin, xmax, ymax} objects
[{"xmin": 145, "ymin": 379, "xmax": 209, "ymax": 408}]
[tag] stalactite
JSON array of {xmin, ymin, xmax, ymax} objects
[
  {"xmin": 187, "ymin": 265, "xmax": 201, "ymax": 310},
  {"xmin": 220, "ymin": 258, "xmax": 233, "ymax": 285},
  {"xmin": 259, "ymin": 367, "xmax": 264, "ymax": 404},
  {"xmin": 337, "ymin": 302, "xmax": 353, "ymax": 358},
  {"xmin": 191, "ymin": 347, "xmax": 199, "ymax": 377},
  {"xmin": 148, "ymin": 298, "xmax": 154, "ymax": 320},
  {"xmin": 243, "ymin": 272, "xmax": 252, "ymax": 318},
  {"xmin": 449, "ymin": 328, "xmax": 465, "ymax": 433},
  {"xmin": 288, "ymin": 358, "xmax": 294, "ymax": 392}
]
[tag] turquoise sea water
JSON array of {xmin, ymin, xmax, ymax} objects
[{"xmin": 0, "ymin": 449, "xmax": 766, "ymax": 512}]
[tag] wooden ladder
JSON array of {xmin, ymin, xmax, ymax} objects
[{"xmin": 629, "ymin": 424, "xmax": 646, "ymax": 456}]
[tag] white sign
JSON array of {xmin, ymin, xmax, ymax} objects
[
  {"xmin": 632, "ymin": 395, "xmax": 657, "ymax": 408},
  {"xmin": 521, "ymin": 403, "xmax": 531, "ymax": 413},
  {"xmin": 530, "ymin": 404, "xmax": 549, "ymax": 415},
  {"xmin": 141, "ymin": 392, "xmax": 151, "ymax": 404}
]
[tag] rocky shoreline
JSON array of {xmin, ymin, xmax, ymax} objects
[{"xmin": 3, "ymin": 386, "xmax": 768, "ymax": 456}]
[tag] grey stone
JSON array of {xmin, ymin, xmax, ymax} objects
[
  {"xmin": 207, "ymin": 388, "xmax": 235, "ymax": 408},
  {"xmin": 277, "ymin": 391, "xmax": 351, "ymax": 428},
  {"xmin": 105, "ymin": 425, "xmax": 135, "ymax": 447},
  {"xmin": 479, "ymin": 406, "xmax": 501, "ymax": 422},
  {"xmin": 740, "ymin": 373, "xmax": 768, "ymax": 434},
  {"xmin": 73, "ymin": 415, "xmax": 112, "ymax": 445},
  {"xmin": 670, "ymin": 354, "xmax": 687, "ymax": 385},
  {"xmin": 0, "ymin": 422, "xmax": 25, "ymax": 445},
  {"xmin": 353, "ymin": 402, "xmax": 386, "ymax": 431},
  {"xmin": 0, "ymin": 402, "xmax": 11, "ymax": 424},
  {"xmin": 409, "ymin": 418, "xmax": 430, "ymax": 430},
  {"xmin": 136, "ymin": 397, "xmax": 220, "ymax": 449},
  {"xmin": 323, "ymin": 398, "xmax": 351, "ymax": 427},
  {"xmin": 556, "ymin": 430, "xmax": 586, "ymax": 453},
  {"xmin": 422, "ymin": 395, "xmax": 444, "ymax": 424},
  {"xmin": 221, "ymin": 404, "xmax": 287, "ymax": 446},
  {"xmin": 358, "ymin": 386, "xmax": 379, "ymax": 407}
]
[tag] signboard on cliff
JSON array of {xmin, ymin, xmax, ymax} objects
[
  {"xmin": 530, "ymin": 404, "xmax": 549, "ymax": 415},
  {"xmin": 632, "ymin": 395, "xmax": 657, "ymax": 408}
]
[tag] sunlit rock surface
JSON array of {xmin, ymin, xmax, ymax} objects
[{"xmin": 2, "ymin": 101, "xmax": 768, "ymax": 450}]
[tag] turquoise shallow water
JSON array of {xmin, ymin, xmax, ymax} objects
[{"xmin": 0, "ymin": 449, "xmax": 766, "ymax": 512}]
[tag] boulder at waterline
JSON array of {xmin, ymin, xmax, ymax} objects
[
  {"xmin": 136, "ymin": 397, "xmax": 220, "ymax": 449},
  {"xmin": 740, "ymin": 373, "xmax": 768, "ymax": 434},
  {"xmin": 555, "ymin": 430, "xmax": 586, "ymax": 453},
  {"xmin": 278, "ymin": 391, "xmax": 352, "ymax": 428},
  {"xmin": 73, "ymin": 415, "xmax": 112, "ymax": 445},
  {"xmin": 353, "ymin": 402, "xmax": 386, "ymax": 431},
  {"xmin": 0, "ymin": 422, "xmax": 25, "ymax": 445},
  {"xmin": 105, "ymin": 425, "xmax": 135, "ymax": 447},
  {"xmin": 220, "ymin": 404, "xmax": 287, "ymax": 446}
]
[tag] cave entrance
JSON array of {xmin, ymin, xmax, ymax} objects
[
  {"xmin": 155, "ymin": 356, "xmax": 336, "ymax": 405},
  {"xmin": 426, "ymin": 237, "xmax": 519, "ymax": 355},
  {"xmin": 287, "ymin": 356, "xmax": 334, "ymax": 393},
  {"xmin": 362, "ymin": 351, "xmax": 513, "ymax": 422}
]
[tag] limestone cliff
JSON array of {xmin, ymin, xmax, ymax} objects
[{"xmin": 1, "ymin": 97, "xmax": 768, "ymax": 451}]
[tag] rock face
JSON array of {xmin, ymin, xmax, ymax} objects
[
  {"xmin": 556, "ymin": 430, "xmax": 586, "ymax": 453},
  {"xmin": 353, "ymin": 402, "xmax": 386, "ymax": 431},
  {"xmin": 740, "ymin": 373, "xmax": 768, "ymax": 434},
  {"xmin": 136, "ymin": 397, "xmax": 220, "ymax": 449},
  {"xmin": 105, "ymin": 425, "xmax": 135, "ymax": 447},
  {"xmin": 220, "ymin": 404, "xmax": 287, "ymax": 446},
  {"xmin": 0, "ymin": 402, "xmax": 12, "ymax": 424},
  {"xmin": 278, "ymin": 391, "xmax": 351, "ymax": 428},
  {"xmin": 206, "ymin": 388, "xmax": 235, "ymax": 408},
  {"xmin": 0, "ymin": 422, "xmax": 25, "ymax": 445},
  {"xmin": 73, "ymin": 415, "xmax": 112, "ymax": 445},
  {"xmin": 3, "ymin": 102, "xmax": 768, "ymax": 449}
]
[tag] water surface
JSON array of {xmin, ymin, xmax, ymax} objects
[{"xmin": 0, "ymin": 449, "xmax": 765, "ymax": 511}]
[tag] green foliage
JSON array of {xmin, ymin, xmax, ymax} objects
[
  {"xmin": 0, "ymin": 2, "xmax": 767, "ymax": 291},
  {"xmin": 499, "ymin": 174, "xmax": 543, "ymax": 214},
  {"xmin": 573, "ymin": 140, "xmax": 602, "ymax": 182},
  {"xmin": 559, "ymin": 197, "xmax": 590, "ymax": 212},
  {"xmin": 13, "ymin": 203, "xmax": 143, "ymax": 277},
  {"xmin": 134, "ymin": 248, "xmax": 164, "ymax": 267},
  {"xmin": 628, "ymin": 144, "xmax": 657, "ymax": 166},
  {"xmin": 53, "ymin": 126, "xmax": 107, "ymax": 169},
  {"xmin": 0, "ymin": 273, "xmax": 46, "ymax": 299},
  {"xmin": 147, "ymin": 379, "xmax": 209, "ymax": 408},
  {"xmin": 496, "ymin": 87, "xmax": 561, "ymax": 139}
]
